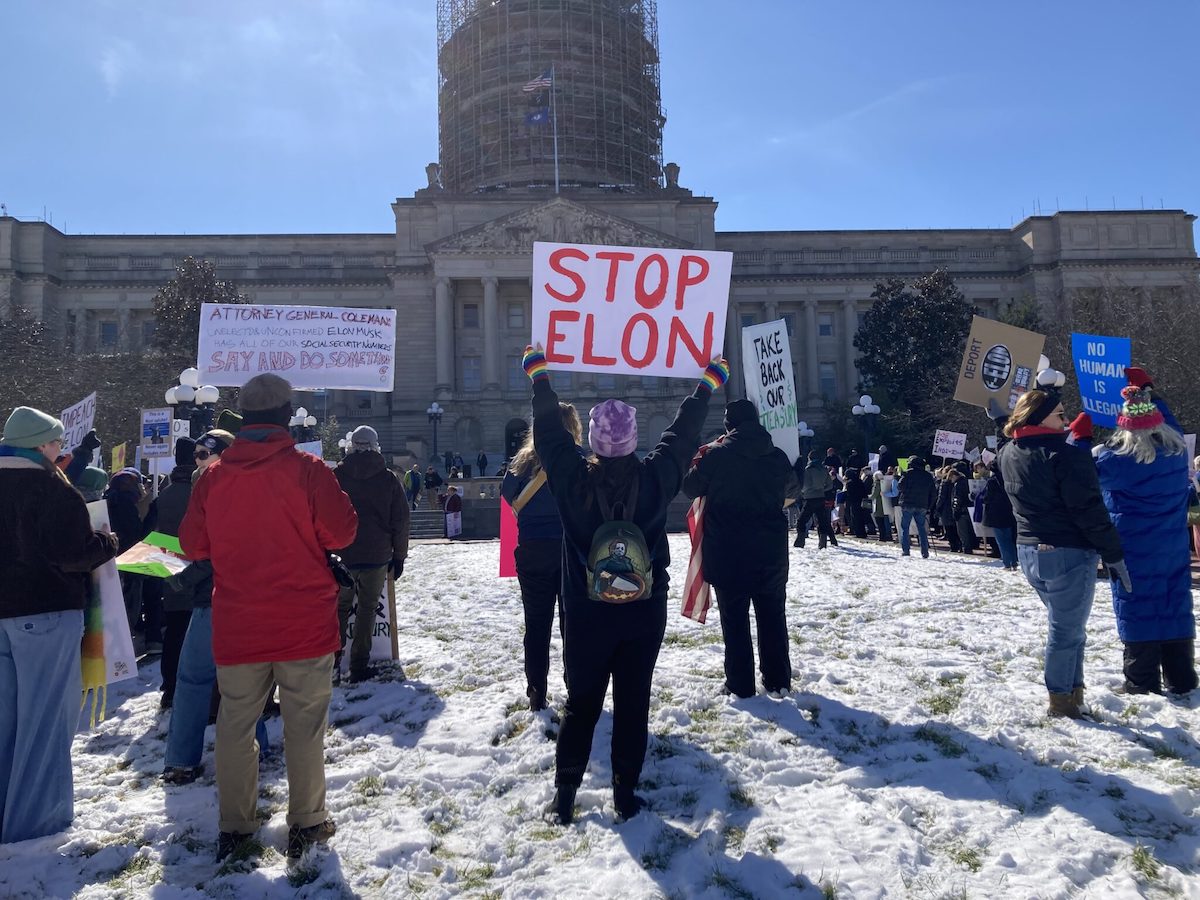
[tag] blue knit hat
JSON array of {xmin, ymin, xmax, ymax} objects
[{"xmin": 2, "ymin": 406, "xmax": 64, "ymax": 449}]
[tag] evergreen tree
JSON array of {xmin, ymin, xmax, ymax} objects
[{"xmin": 153, "ymin": 257, "xmax": 248, "ymax": 356}]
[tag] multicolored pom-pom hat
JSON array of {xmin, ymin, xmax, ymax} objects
[{"xmin": 1116, "ymin": 385, "xmax": 1164, "ymax": 431}]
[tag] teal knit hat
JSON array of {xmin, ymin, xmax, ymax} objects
[
  {"xmin": 78, "ymin": 466, "xmax": 110, "ymax": 493},
  {"xmin": 2, "ymin": 406, "xmax": 65, "ymax": 449}
]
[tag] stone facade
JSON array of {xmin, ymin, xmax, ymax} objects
[{"xmin": 0, "ymin": 194, "xmax": 1196, "ymax": 465}]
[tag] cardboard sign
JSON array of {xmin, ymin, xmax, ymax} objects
[
  {"xmin": 954, "ymin": 316, "xmax": 1044, "ymax": 411},
  {"xmin": 531, "ymin": 242, "xmax": 732, "ymax": 379},
  {"xmin": 197, "ymin": 302, "xmax": 397, "ymax": 391},
  {"xmin": 111, "ymin": 442, "xmax": 126, "ymax": 473},
  {"xmin": 499, "ymin": 498, "xmax": 518, "ymax": 578},
  {"xmin": 741, "ymin": 319, "xmax": 800, "ymax": 464},
  {"xmin": 60, "ymin": 392, "xmax": 97, "ymax": 454},
  {"xmin": 933, "ymin": 429, "xmax": 967, "ymax": 460},
  {"xmin": 1070, "ymin": 332, "xmax": 1132, "ymax": 428},
  {"xmin": 141, "ymin": 408, "xmax": 172, "ymax": 459}
]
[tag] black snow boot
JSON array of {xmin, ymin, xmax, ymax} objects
[
  {"xmin": 552, "ymin": 785, "xmax": 577, "ymax": 825},
  {"xmin": 613, "ymin": 775, "xmax": 646, "ymax": 823}
]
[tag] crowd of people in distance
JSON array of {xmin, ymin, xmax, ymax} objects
[{"xmin": 0, "ymin": 353, "xmax": 1195, "ymax": 860}]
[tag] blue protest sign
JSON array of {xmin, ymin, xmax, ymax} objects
[{"xmin": 1071, "ymin": 333, "xmax": 1131, "ymax": 428}]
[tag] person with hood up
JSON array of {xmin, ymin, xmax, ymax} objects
[
  {"xmin": 180, "ymin": 374, "xmax": 358, "ymax": 860},
  {"xmin": 999, "ymin": 388, "xmax": 1126, "ymax": 719},
  {"xmin": 333, "ymin": 425, "xmax": 409, "ymax": 685},
  {"xmin": 525, "ymin": 344, "xmax": 728, "ymax": 825},
  {"xmin": 794, "ymin": 449, "xmax": 837, "ymax": 548},
  {"xmin": 950, "ymin": 462, "xmax": 977, "ymax": 553},
  {"xmin": 683, "ymin": 399, "xmax": 800, "ymax": 698},
  {"xmin": 0, "ymin": 406, "xmax": 118, "ymax": 843},
  {"xmin": 1095, "ymin": 382, "xmax": 1197, "ymax": 696},
  {"xmin": 501, "ymin": 402, "xmax": 584, "ymax": 712}
]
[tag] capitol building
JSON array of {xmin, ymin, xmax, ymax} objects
[{"xmin": 1, "ymin": 0, "xmax": 1196, "ymax": 463}]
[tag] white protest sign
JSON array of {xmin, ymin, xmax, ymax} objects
[
  {"xmin": 296, "ymin": 440, "xmax": 323, "ymax": 458},
  {"xmin": 446, "ymin": 510, "xmax": 463, "ymax": 538},
  {"xmin": 869, "ymin": 453, "xmax": 880, "ymax": 473},
  {"xmin": 197, "ymin": 303, "xmax": 397, "ymax": 391},
  {"xmin": 86, "ymin": 502, "xmax": 138, "ymax": 684},
  {"xmin": 740, "ymin": 319, "xmax": 800, "ymax": 464},
  {"xmin": 340, "ymin": 579, "xmax": 399, "ymax": 666},
  {"xmin": 531, "ymin": 242, "xmax": 732, "ymax": 379},
  {"xmin": 141, "ymin": 408, "xmax": 172, "ymax": 459},
  {"xmin": 985, "ymin": 435, "xmax": 998, "ymax": 450},
  {"xmin": 981, "ymin": 449, "xmax": 996, "ymax": 466},
  {"xmin": 964, "ymin": 446, "xmax": 981, "ymax": 464},
  {"xmin": 932, "ymin": 429, "xmax": 967, "ymax": 460},
  {"xmin": 60, "ymin": 392, "xmax": 97, "ymax": 454}
]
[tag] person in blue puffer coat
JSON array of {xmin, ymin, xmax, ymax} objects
[{"xmin": 1095, "ymin": 382, "xmax": 1197, "ymax": 696}]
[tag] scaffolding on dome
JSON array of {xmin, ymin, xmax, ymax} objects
[{"xmin": 435, "ymin": 0, "xmax": 664, "ymax": 193}]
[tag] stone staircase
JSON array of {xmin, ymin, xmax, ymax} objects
[{"xmin": 410, "ymin": 505, "xmax": 445, "ymax": 540}]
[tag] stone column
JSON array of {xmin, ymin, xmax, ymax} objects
[
  {"xmin": 482, "ymin": 276, "xmax": 500, "ymax": 389},
  {"xmin": 764, "ymin": 300, "xmax": 779, "ymax": 323},
  {"xmin": 434, "ymin": 277, "xmax": 453, "ymax": 390},
  {"xmin": 803, "ymin": 300, "xmax": 818, "ymax": 400},
  {"xmin": 842, "ymin": 299, "xmax": 858, "ymax": 399},
  {"xmin": 73, "ymin": 309, "xmax": 89, "ymax": 354},
  {"xmin": 724, "ymin": 304, "xmax": 740, "ymax": 397},
  {"xmin": 118, "ymin": 306, "xmax": 132, "ymax": 352}
]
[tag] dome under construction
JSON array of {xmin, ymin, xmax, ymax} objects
[{"xmin": 436, "ymin": 0, "xmax": 665, "ymax": 193}]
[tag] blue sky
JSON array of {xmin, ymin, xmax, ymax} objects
[{"xmin": 3, "ymin": 1, "xmax": 1197, "ymax": 237}]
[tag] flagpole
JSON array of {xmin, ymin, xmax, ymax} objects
[{"xmin": 550, "ymin": 64, "xmax": 559, "ymax": 195}]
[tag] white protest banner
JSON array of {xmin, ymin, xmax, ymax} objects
[
  {"xmin": 985, "ymin": 435, "xmax": 998, "ymax": 450},
  {"xmin": 340, "ymin": 579, "xmax": 399, "ymax": 667},
  {"xmin": 197, "ymin": 302, "xmax": 397, "ymax": 391},
  {"xmin": 932, "ymin": 429, "xmax": 967, "ymax": 460},
  {"xmin": 296, "ymin": 440, "xmax": 323, "ymax": 458},
  {"xmin": 141, "ymin": 408, "xmax": 172, "ymax": 459},
  {"xmin": 60, "ymin": 392, "xmax": 97, "ymax": 453},
  {"xmin": 446, "ymin": 510, "xmax": 463, "ymax": 538},
  {"xmin": 86, "ymin": 502, "xmax": 138, "ymax": 684},
  {"xmin": 532, "ymin": 242, "xmax": 732, "ymax": 379},
  {"xmin": 740, "ymin": 319, "xmax": 800, "ymax": 464}
]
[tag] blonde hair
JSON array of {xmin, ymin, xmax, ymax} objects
[
  {"xmin": 510, "ymin": 402, "xmax": 582, "ymax": 476},
  {"xmin": 1004, "ymin": 390, "xmax": 1053, "ymax": 437},
  {"xmin": 1106, "ymin": 422, "xmax": 1186, "ymax": 465}
]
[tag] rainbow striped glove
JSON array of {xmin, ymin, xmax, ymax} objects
[
  {"xmin": 523, "ymin": 345, "xmax": 549, "ymax": 383},
  {"xmin": 699, "ymin": 357, "xmax": 730, "ymax": 394}
]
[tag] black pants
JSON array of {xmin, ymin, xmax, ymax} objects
[
  {"xmin": 715, "ymin": 584, "xmax": 791, "ymax": 697},
  {"xmin": 956, "ymin": 515, "xmax": 977, "ymax": 553},
  {"xmin": 941, "ymin": 513, "xmax": 962, "ymax": 551},
  {"xmin": 874, "ymin": 515, "xmax": 893, "ymax": 542},
  {"xmin": 555, "ymin": 598, "xmax": 666, "ymax": 790},
  {"xmin": 849, "ymin": 504, "xmax": 869, "ymax": 538},
  {"xmin": 159, "ymin": 610, "xmax": 192, "ymax": 703},
  {"xmin": 796, "ymin": 499, "xmax": 834, "ymax": 546},
  {"xmin": 515, "ymin": 540, "xmax": 565, "ymax": 699},
  {"xmin": 1123, "ymin": 639, "xmax": 1198, "ymax": 695}
]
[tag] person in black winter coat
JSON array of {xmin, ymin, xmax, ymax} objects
[
  {"xmin": 794, "ymin": 450, "xmax": 836, "ymax": 548},
  {"xmin": 525, "ymin": 344, "xmax": 728, "ymax": 826},
  {"xmin": 844, "ymin": 467, "xmax": 869, "ymax": 538},
  {"xmin": 896, "ymin": 456, "xmax": 936, "ymax": 557},
  {"xmin": 980, "ymin": 461, "xmax": 1018, "ymax": 569},
  {"xmin": 935, "ymin": 470, "xmax": 961, "ymax": 552},
  {"xmin": 155, "ymin": 436, "xmax": 198, "ymax": 708},
  {"xmin": 949, "ymin": 465, "xmax": 977, "ymax": 553},
  {"xmin": 683, "ymin": 399, "xmax": 800, "ymax": 699},
  {"xmin": 105, "ymin": 469, "xmax": 160, "ymax": 650}
]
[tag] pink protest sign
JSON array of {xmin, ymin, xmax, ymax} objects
[{"xmin": 499, "ymin": 498, "xmax": 518, "ymax": 578}]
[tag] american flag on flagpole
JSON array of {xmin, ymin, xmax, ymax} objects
[
  {"xmin": 522, "ymin": 69, "xmax": 553, "ymax": 92},
  {"xmin": 680, "ymin": 497, "xmax": 711, "ymax": 623}
]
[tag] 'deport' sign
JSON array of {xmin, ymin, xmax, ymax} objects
[
  {"xmin": 954, "ymin": 316, "xmax": 1045, "ymax": 412},
  {"xmin": 531, "ymin": 242, "xmax": 732, "ymax": 379}
]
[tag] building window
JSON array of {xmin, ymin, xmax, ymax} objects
[
  {"xmin": 99, "ymin": 320, "xmax": 118, "ymax": 349},
  {"xmin": 780, "ymin": 313, "xmax": 795, "ymax": 336},
  {"xmin": 141, "ymin": 319, "xmax": 157, "ymax": 348},
  {"xmin": 818, "ymin": 313, "xmax": 834, "ymax": 337},
  {"xmin": 355, "ymin": 392, "xmax": 373, "ymax": 411},
  {"xmin": 506, "ymin": 356, "xmax": 525, "ymax": 391},
  {"xmin": 461, "ymin": 356, "xmax": 482, "ymax": 391},
  {"xmin": 819, "ymin": 362, "xmax": 838, "ymax": 400},
  {"xmin": 507, "ymin": 302, "xmax": 525, "ymax": 329},
  {"xmin": 740, "ymin": 313, "xmax": 756, "ymax": 329},
  {"xmin": 463, "ymin": 303, "xmax": 480, "ymax": 329},
  {"xmin": 596, "ymin": 373, "xmax": 617, "ymax": 393}
]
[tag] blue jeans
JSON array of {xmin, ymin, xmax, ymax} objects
[
  {"xmin": 899, "ymin": 507, "xmax": 930, "ymax": 556},
  {"xmin": 1018, "ymin": 544, "xmax": 1098, "ymax": 695},
  {"xmin": 165, "ymin": 609, "xmax": 267, "ymax": 769},
  {"xmin": 0, "ymin": 610, "xmax": 83, "ymax": 844},
  {"xmin": 993, "ymin": 526, "xmax": 1018, "ymax": 568}
]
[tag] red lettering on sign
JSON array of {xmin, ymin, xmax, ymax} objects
[
  {"xmin": 666, "ymin": 312, "xmax": 714, "ymax": 368},
  {"xmin": 595, "ymin": 251, "xmax": 634, "ymax": 302},
  {"xmin": 545, "ymin": 309, "xmax": 580, "ymax": 363},
  {"xmin": 545, "ymin": 248, "xmax": 588, "ymax": 302},
  {"xmin": 675, "ymin": 255, "xmax": 710, "ymax": 310},
  {"xmin": 634, "ymin": 254, "xmax": 668, "ymax": 309},
  {"xmin": 582, "ymin": 314, "xmax": 617, "ymax": 366},
  {"xmin": 621, "ymin": 314, "xmax": 659, "ymax": 368}
]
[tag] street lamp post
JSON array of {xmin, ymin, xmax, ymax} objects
[
  {"xmin": 427, "ymin": 402, "xmax": 444, "ymax": 464},
  {"xmin": 851, "ymin": 394, "xmax": 881, "ymax": 461},
  {"xmin": 165, "ymin": 367, "xmax": 220, "ymax": 438},
  {"xmin": 289, "ymin": 407, "xmax": 317, "ymax": 442},
  {"xmin": 796, "ymin": 420, "xmax": 815, "ymax": 457}
]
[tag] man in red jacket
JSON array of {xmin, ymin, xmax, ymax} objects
[{"xmin": 180, "ymin": 373, "xmax": 358, "ymax": 861}]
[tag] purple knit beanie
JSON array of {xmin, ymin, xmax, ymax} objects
[{"xmin": 588, "ymin": 399, "xmax": 638, "ymax": 458}]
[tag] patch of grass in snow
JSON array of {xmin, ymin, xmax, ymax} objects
[
  {"xmin": 355, "ymin": 774, "xmax": 386, "ymax": 798},
  {"xmin": 641, "ymin": 828, "xmax": 688, "ymax": 871},
  {"xmin": 1120, "ymin": 701, "xmax": 1141, "ymax": 721},
  {"xmin": 848, "ymin": 585, "xmax": 870, "ymax": 600},
  {"xmin": 286, "ymin": 858, "xmax": 322, "ymax": 888},
  {"xmin": 460, "ymin": 862, "xmax": 496, "ymax": 889},
  {"xmin": 216, "ymin": 838, "xmax": 270, "ymax": 876},
  {"xmin": 529, "ymin": 825, "xmax": 560, "ymax": 841},
  {"xmin": 924, "ymin": 674, "xmax": 966, "ymax": 715},
  {"xmin": 708, "ymin": 867, "xmax": 756, "ymax": 899},
  {"xmin": 105, "ymin": 852, "xmax": 159, "ymax": 890},
  {"xmin": 913, "ymin": 724, "xmax": 966, "ymax": 758},
  {"xmin": 722, "ymin": 824, "xmax": 746, "ymax": 853},
  {"xmin": 728, "ymin": 784, "xmax": 754, "ymax": 810},
  {"xmin": 946, "ymin": 842, "xmax": 984, "ymax": 873},
  {"xmin": 1130, "ymin": 843, "xmax": 1160, "ymax": 881},
  {"xmin": 690, "ymin": 706, "xmax": 721, "ymax": 725},
  {"xmin": 972, "ymin": 763, "xmax": 1000, "ymax": 781},
  {"xmin": 1140, "ymin": 737, "xmax": 1183, "ymax": 760},
  {"xmin": 762, "ymin": 833, "xmax": 783, "ymax": 853}
]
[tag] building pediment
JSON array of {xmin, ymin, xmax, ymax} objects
[{"xmin": 427, "ymin": 197, "xmax": 692, "ymax": 256}]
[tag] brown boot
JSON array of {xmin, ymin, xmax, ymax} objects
[
  {"xmin": 1071, "ymin": 686, "xmax": 1085, "ymax": 708},
  {"xmin": 1047, "ymin": 692, "xmax": 1081, "ymax": 719}
]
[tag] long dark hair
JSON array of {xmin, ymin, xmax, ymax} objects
[{"xmin": 584, "ymin": 453, "xmax": 640, "ymax": 511}]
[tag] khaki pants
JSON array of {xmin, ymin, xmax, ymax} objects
[
  {"xmin": 336, "ymin": 565, "xmax": 389, "ymax": 672},
  {"xmin": 215, "ymin": 654, "xmax": 333, "ymax": 834}
]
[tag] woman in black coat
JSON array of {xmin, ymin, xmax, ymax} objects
[{"xmin": 525, "ymin": 345, "xmax": 728, "ymax": 825}]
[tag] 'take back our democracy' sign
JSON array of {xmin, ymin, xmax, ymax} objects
[
  {"xmin": 197, "ymin": 303, "xmax": 397, "ymax": 392},
  {"xmin": 532, "ymin": 242, "xmax": 732, "ymax": 379},
  {"xmin": 1071, "ymin": 332, "xmax": 1131, "ymax": 428}
]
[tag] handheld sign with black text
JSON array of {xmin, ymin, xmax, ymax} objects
[
  {"xmin": 741, "ymin": 319, "xmax": 800, "ymax": 464},
  {"xmin": 954, "ymin": 316, "xmax": 1044, "ymax": 411}
]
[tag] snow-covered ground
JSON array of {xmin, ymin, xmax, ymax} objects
[{"xmin": 2, "ymin": 535, "xmax": 1198, "ymax": 899}]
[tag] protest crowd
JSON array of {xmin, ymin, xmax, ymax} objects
[{"xmin": 1, "ymin": 340, "xmax": 1197, "ymax": 870}]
